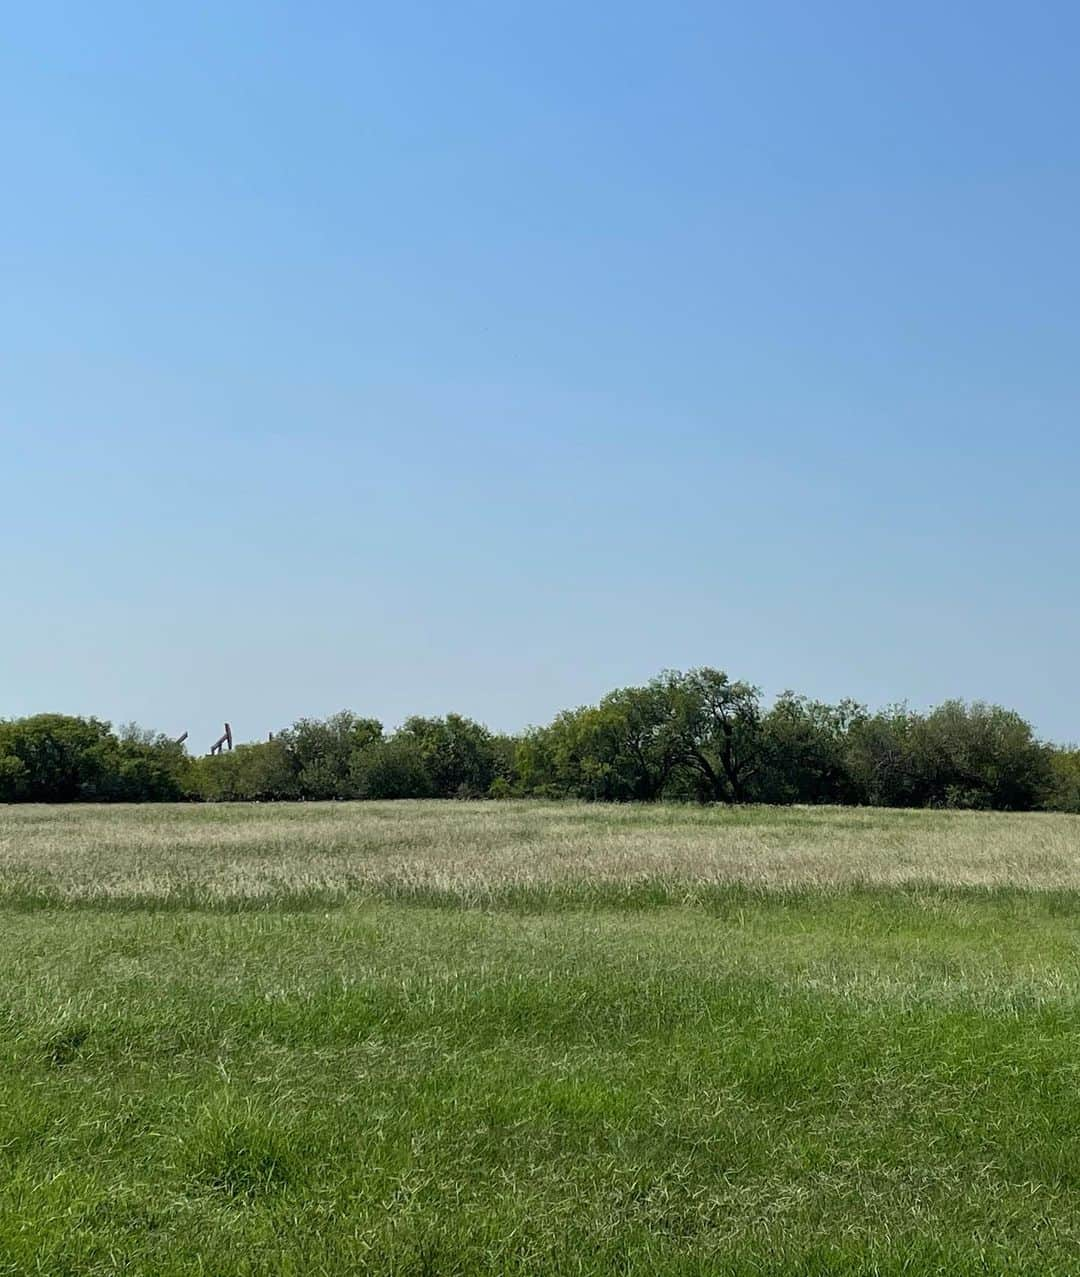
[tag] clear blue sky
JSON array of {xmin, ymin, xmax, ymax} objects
[{"xmin": 4, "ymin": 1, "xmax": 1079, "ymax": 747}]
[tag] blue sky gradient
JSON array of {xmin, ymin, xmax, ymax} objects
[{"xmin": 4, "ymin": 2, "xmax": 1079, "ymax": 746}]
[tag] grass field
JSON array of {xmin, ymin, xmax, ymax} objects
[{"xmin": 4, "ymin": 801, "xmax": 1080, "ymax": 1274}]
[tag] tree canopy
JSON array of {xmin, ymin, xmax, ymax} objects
[{"xmin": 0, "ymin": 668, "xmax": 1071, "ymax": 812}]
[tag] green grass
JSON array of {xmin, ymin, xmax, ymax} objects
[{"xmin": 3, "ymin": 803, "xmax": 1080, "ymax": 1272}]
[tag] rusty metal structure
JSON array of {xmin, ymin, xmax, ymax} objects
[{"xmin": 209, "ymin": 723, "xmax": 233, "ymax": 755}]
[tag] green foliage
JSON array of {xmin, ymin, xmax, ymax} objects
[
  {"xmin": 98, "ymin": 724, "xmax": 191, "ymax": 801},
  {"xmin": 909, "ymin": 700, "xmax": 1052, "ymax": 810},
  {"xmin": 512, "ymin": 669, "xmax": 764, "ymax": 804},
  {"xmin": 843, "ymin": 701, "xmax": 1051, "ymax": 811},
  {"xmin": 350, "ymin": 734, "xmax": 433, "ymax": 799},
  {"xmin": 669, "ymin": 667, "xmax": 763, "ymax": 803},
  {"xmin": 0, "ymin": 714, "xmax": 188, "ymax": 802},
  {"xmin": 0, "ymin": 752, "xmax": 28, "ymax": 802},
  {"xmin": 188, "ymin": 739, "xmax": 299, "ymax": 802},
  {"xmin": 0, "ymin": 713, "xmax": 112, "ymax": 800},
  {"xmin": 0, "ymin": 670, "xmax": 1072, "ymax": 810},
  {"xmin": 1044, "ymin": 747, "xmax": 1080, "ymax": 813},
  {"xmin": 844, "ymin": 705, "xmax": 918, "ymax": 807},
  {"xmin": 398, "ymin": 714, "xmax": 502, "ymax": 798},
  {"xmin": 277, "ymin": 712, "xmax": 383, "ymax": 800},
  {"xmin": 758, "ymin": 693, "xmax": 862, "ymax": 804},
  {"xmin": 597, "ymin": 681, "xmax": 684, "ymax": 801}
]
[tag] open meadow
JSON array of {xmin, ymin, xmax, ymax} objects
[{"xmin": 4, "ymin": 800, "xmax": 1080, "ymax": 1274}]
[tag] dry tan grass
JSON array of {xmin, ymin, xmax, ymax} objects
[{"xmin": 0, "ymin": 800, "xmax": 1079, "ymax": 906}]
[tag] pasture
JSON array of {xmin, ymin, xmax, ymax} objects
[{"xmin": 3, "ymin": 801, "xmax": 1080, "ymax": 1274}]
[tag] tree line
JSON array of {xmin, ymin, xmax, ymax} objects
[{"xmin": 3, "ymin": 668, "xmax": 1080, "ymax": 811}]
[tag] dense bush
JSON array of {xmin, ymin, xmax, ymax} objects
[
  {"xmin": 351, "ymin": 734, "xmax": 433, "ymax": 799},
  {"xmin": 185, "ymin": 712, "xmax": 503, "ymax": 803},
  {"xmin": 1042, "ymin": 748, "xmax": 1080, "ymax": 814},
  {"xmin": 0, "ymin": 715, "xmax": 189, "ymax": 802},
  {"xmin": 0, "ymin": 669, "xmax": 1074, "ymax": 811},
  {"xmin": 504, "ymin": 671, "xmax": 1057, "ymax": 812},
  {"xmin": 185, "ymin": 739, "xmax": 298, "ymax": 802}
]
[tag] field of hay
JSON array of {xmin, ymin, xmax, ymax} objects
[{"xmin": 4, "ymin": 800, "xmax": 1080, "ymax": 1274}]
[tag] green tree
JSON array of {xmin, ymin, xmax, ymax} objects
[
  {"xmin": 908, "ymin": 701, "xmax": 1050, "ymax": 810},
  {"xmin": 0, "ymin": 752, "xmax": 28, "ymax": 802},
  {"xmin": 187, "ymin": 738, "xmax": 299, "ymax": 802},
  {"xmin": 666, "ymin": 669, "xmax": 763, "ymax": 803},
  {"xmin": 517, "ymin": 706, "xmax": 621, "ymax": 801},
  {"xmin": 397, "ymin": 715, "xmax": 500, "ymax": 798},
  {"xmin": 595, "ymin": 681, "xmax": 685, "ymax": 802},
  {"xmin": 277, "ymin": 712, "xmax": 383, "ymax": 799},
  {"xmin": 350, "ymin": 735, "xmax": 434, "ymax": 799},
  {"xmin": 758, "ymin": 694, "xmax": 863, "ymax": 804},
  {"xmin": 98, "ymin": 724, "xmax": 191, "ymax": 801},
  {"xmin": 0, "ymin": 714, "xmax": 115, "ymax": 801},
  {"xmin": 1043, "ymin": 747, "xmax": 1080, "ymax": 812},
  {"xmin": 844, "ymin": 706, "xmax": 918, "ymax": 807}
]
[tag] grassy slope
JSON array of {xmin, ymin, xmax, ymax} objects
[{"xmin": 2, "ymin": 804, "xmax": 1080, "ymax": 1273}]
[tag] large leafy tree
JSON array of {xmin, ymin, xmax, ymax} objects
[
  {"xmin": 0, "ymin": 714, "xmax": 116, "ymax": 801},
  {"xmin": 843, "ymin": 705, "xmax": 918, "ymax": 807},
  {"xmin": 665, "ymin": 668, "xmax": 763, "ymax": 803},
  {"xmin": 758, "ymin": 693, "xmax": 864, "ymax": 804},
  {"xmin": 276, "ymin": 712, "xmax": 383, "ymax": 799},
  {"xmin": 0, "ymin": 714, "xmax": 189, "ymax": 802},
  {"xmin": 908, "ymin": 701, "xmax": 1051, "ymax": 810},
  {"xmin": 595, "ymin": 682, "xmax": 684, "ymax": 802},
  {"xmin": 398, "ymin": 714, "xmax": 500, "ymax": 798}
]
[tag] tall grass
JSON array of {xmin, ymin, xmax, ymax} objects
[
  {"xmin": 3, "ymin": 802, "xmax": 1080, "ymax": 1273},
  {"xmin": 2, "ymin": 799, "xmax": 1080, "ymax": 909}
]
